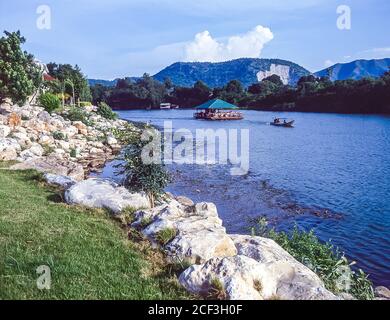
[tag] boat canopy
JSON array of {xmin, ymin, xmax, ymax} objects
[{"xmin": 196, "ymin": 99, "xmax": 239, "ymax": 110}]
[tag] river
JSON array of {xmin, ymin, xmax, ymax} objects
[{"xmin": 97, "ymin": 109, "xmax": 390, "ymax": 286}]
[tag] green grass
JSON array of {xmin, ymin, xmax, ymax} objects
[
  {"xmin": 155, "ymin": 228, "xmax": 177, "ymax": 246},
  {"xmin": 0, "ymin": 167, "xmax": 190, "ymax": 300}
]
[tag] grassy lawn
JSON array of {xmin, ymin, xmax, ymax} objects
[{"xmin": 0, "ymin": 165, "xmax": 190, "ymax": 300}]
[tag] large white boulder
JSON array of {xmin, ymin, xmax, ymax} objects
[
  {"xmin": 133, "ymin": 201, "xmax": 237, "ymax": 264},
  {"xmin": 229, "ymin": 235, "xmax": 337, "ymax": 300},
  {"xmin": 166, "ymin": 228, "xmax": 237, "ymax": 264},
  {"xmin": 64, "ymin": 178, "xmax": 151, "ymax": 214},
  {"xmin": 179, "ymin": 255, "xmax": 273, "ymax": 300},
  {"xmin": 179, "ymin": 253, "xmax": 337, "ymax": 300},
  {"xmin": 0, "ymin": 138, "xmax": 21, "ymax": 161}
]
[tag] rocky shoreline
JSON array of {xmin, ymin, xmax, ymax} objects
[{"xmin": 1, "ymin": 102, "xmax": 388, "ymax": 300}]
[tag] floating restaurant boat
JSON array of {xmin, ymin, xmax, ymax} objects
[
  {"xmin": 194, "ymin": 99, "xmax": 244, "ymax": 120},
  {"xmin": 270, "ymin": 118, "xmax": 295, "ymax": 127}
]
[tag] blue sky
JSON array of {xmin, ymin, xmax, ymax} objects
[{"xmin": 1, "ymin": 0, "xmax": 389, "ymax": 79}]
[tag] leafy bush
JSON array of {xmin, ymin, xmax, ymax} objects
[
  {"xmin": 38, "ymin": 92, "xmax": 61, "ymax": 113},
  {"xmin": 97, "ymin": 102, "xmax": 117, "ymax": 120},
  {"xmin": 66, "ymin": 107, "xmax": 92, "ymax": 126},
  {"xmin": 252, "ymin": 220, "xmax": 374, "ymax": 300}
]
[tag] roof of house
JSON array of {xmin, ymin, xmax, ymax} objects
[
  {"xmin": 43, "ymin": 73, "xmax": 56, "ymax": 81},
  {"xmin": 195, "ymin": 99, "xmax": 239, "ymax": 110}
]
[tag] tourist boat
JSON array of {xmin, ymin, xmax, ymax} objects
[
  {"xmin": 270, "ymin": 118, "xmax": 295, "ymax": 127},
  {"xmin": 160, "ymin": 103, "xmax": 179, "ymax": 110},
  {"xmin": 194, "ymin": 99, "xmax": 244, "ymax": 121},
  {"xmin": 160, "ymin": 103, "xmax": 171, "ymax": 110}
]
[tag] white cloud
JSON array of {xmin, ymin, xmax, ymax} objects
[
  {"xmin": 324, "ymin": 59, "xmax": 335, "ymax": 67},
  {"xmin": 184, "ymin": 25, "xmax": 274, "ymax": 62}
]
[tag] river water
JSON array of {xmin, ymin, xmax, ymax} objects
[{"xmin": 98, "ymin": 109, "xmax": 390, "ymax": 286}]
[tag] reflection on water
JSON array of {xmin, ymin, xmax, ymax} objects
[{"xmin": 97, "ymin": 109, "xmax": 390, "ymax": 286}]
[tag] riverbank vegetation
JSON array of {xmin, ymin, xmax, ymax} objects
[
  {"xmin": 252, "ymin": 219, "xmax": 375, "ymax": 300},
  {"xmin": 0, "ymin": 165, "xmax": 189, "ymax": 299}
]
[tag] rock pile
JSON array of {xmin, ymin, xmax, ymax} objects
[{"xmin": 0, "ymin": 103, "xmax": 127, "ymax": 178}]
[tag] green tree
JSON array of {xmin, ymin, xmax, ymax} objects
[
  {"xmin": 0, "ymin": 31, "xmax": 41, "ymax": 104},
  {"xmin": 263, "ymin": 75, "xmax": 284, "ymax": 87},
  {"xmin": 46, "ymin": 63, "xmax": 92, "ymax": 103}
]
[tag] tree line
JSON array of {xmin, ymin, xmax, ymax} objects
[{"xmin": 91, "ymin": 71, "xmax": 390, "ymax": 114}]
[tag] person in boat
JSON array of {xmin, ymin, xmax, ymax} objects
[{"xmin": 274, "ymin": 118, "xmax": 280, "ymax": 124}]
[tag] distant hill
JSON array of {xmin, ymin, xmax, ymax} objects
[
  {"xmin": 88, "ymin": 79, "xmax": 117, "ymax": 87},
  {"xmin": 88, "ymin": 77, "xmax": 140, "ymax": 87},
  {"xmin": 153, "ymin": 58, "xmax": 310, "ymax": 88},
  {"xmin": 315, "ymin": 58, "xmax": 390, "ymax": 81}
]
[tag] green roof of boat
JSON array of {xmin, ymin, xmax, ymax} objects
[{"xmin": 196, "ymin": 99, "xmax": 239, "ymax": 110}]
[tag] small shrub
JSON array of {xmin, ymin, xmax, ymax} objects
[
  {"xmin": 42, "ymin": 144, "xmax": 54, "ymax": 156},
  {"xmin": 207, "ymin": 278, "xmax": 227, "ymax": 300},
  {"xmin": 116, "ymin": 207, "xmax": 138, "ymax": 225},
  {"xmin": 69, "ymin": 148, "xmax": 77, "ymax": 158},
  {"xmin": 52, "ymin": 131, "xmax": 67, "ymax": 141},
  {"xmin": 253, "ymin": 279, "xmax": 263, "ymax": 294},
  {"xmin": 38, "ymin": 92, "xmax": 61, "ymax": 113},
  {"xmin": 128, "ymin": 228, "xmax": 145, "ymax": 242},
  {"xmin": 139, "ymin": 217, "xmax": 153, "ymax": 229},
  {"xmin": 97, "ymin": 102, "xmax": 117, "ymax": 120},
  {"xmin": 79, "ymin": 101, "xmax": 92, "ymax": 107},
  {"xmin": 155, "ymin": 228, "xmax": 177, "ymax": 246},
  {"xmin": 66, "ymin": 107, "xmax": 92, "ymax": 126}
]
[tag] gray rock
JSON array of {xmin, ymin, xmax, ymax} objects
[
  {"xmin": 10, "ymin": 154, "xmax": 85, "ymax": 181},
  {"xmin": 175, "ymin": 196, "xmax": 194, "ymax": 207},
  {"xmin": 44, "ymin": 173, "xmax": 77, "ymax": 189},
  {"xmin": 37, "ymin": 111, "xmax": 51, "ymax": 122},
  {"xmin": 18, "ymin": 143, "xmax": 44, "ymax": 161},
  {"xmin": 0, "ymin": 125, "xmax": 11, "ymax": 138},
  {"xmin": 64, "ymin": 178, "xmax": 150, "ymax": 214},
  {"xmin": 375, "ymin": 286, "xmax": 390, "ymax": 299}
]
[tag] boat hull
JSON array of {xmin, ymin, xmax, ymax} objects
[{"xmin": 270, "ymin": 120, "xmax": 295, "ymax": 127}]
